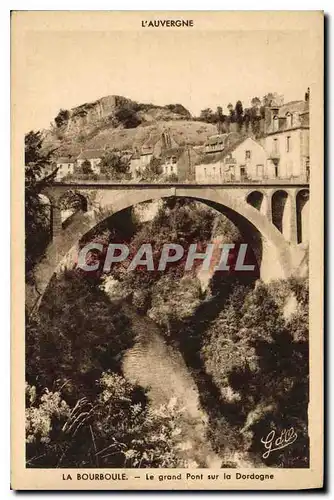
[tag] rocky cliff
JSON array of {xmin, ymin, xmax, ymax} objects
[{"xmin": 43, "ymin": 95, "xmax": 217, "ymax": 157}]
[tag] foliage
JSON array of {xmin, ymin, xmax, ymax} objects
[
  {"xmin": 26, "ymin": 270, "xmax": 136, "ymax": 399},
  {"xmin": 107, "ymin": 200, "xmax": 216, "ymax": 314},
  {"xmin": 99, "ymin": 150, "xmax": 130, "ymax": 179},
  {"xmin": 196, "ymin": 93, "xmax": 281, "ymax": 136},
  {"xmin": 199, "ymin": 108, "xmax": 215, "ymax": 123},
  {"xmin": 235, "ymin": 100, "xmax": 244, "ymax": 132},
  {"xmin": 149, "ymin": 275, "xmax": 203, "ymax": 330},
  {"xmin": 201, "ymin": 279, "xmax": 309, "ymax": 467},
  {"xmin": 79, "ymin": 159, "xmax": 93, "ymax": 175},
  {"xmin": 25, "ymin": 131, "xmax": 55, "ymax": 277},
  {"xmin": 26, "ymin": 374, "xmax": 188, "ymax": 468},
  {"xmin": 140, "ymin": 157, "xmax": 163, "ymax": 181},
  {"xmin": 115, "ymin": 106, "xmax": 142, "ymax": 128},
  {"xmin": 54, "ymin": 109, "xmax": 70, "ymax": 128},
  {"xmin": 165, "ymin": 173, "xmax": 179, "ymax": 182},
  {"xmin": 164, "ymin": 103, "xmax": 191, "ymax": 118}
]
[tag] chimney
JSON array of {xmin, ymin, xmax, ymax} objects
[{"xmin": 305, "ymin": 87, "xmax": 310, "ymax": 102}]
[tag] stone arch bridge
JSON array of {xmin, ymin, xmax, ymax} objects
[{"xmin": 27, "ymin": 181, "xmax": 309, "ymax": 313}]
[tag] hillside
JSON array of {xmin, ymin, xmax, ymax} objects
[{"xmin": 43, "ymin": 95, "xmax": 218, "ymax": 156}]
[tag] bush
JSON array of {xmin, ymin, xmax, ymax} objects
[
  {"xmin": 26, "ymin": 374, "xmax": 189, "ymax": 468},
  {"xmin": 115, "ymin": 107, "xmax": 141, "ymax": 129},
  {"xmin": 201, "ymin": 279, "xmax": 309, "ymax": 467}
]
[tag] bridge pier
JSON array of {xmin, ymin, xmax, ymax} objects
[
  {"xmin": 289, "ymin": 193, "xmax": 298, "ymax": 245},
  {"xmin": 51, "ymin": 205, "xmax": 62, "ymax": 238}
]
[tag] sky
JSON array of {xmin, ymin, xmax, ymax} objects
[{"xmin": 23, "ymin": 29, "xmax": 315, "ymax": 131}]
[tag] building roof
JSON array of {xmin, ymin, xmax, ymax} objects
[
  {"xmin": 274, "ymin": 100, "xmax": 308, "ymax": 117},
  {"xmin": 195, "ymin": 136, "xmax": 259, "ymax": 166},
  {"xmin": 57, "ymin": 156, "xmax": 75, "ymax": 164},
  {"xmin": 205, "ymin": 134, "xmax": 228, "ymax": 146},
  {"xmin": 77, "ymin": 149, "xmax": 105, "ymax": 160},
  {"xmin": 131, "ymin": 153, "xmax": 141, "ymax": 160},
  {"xmin": 141, "ymin": 146, "xmax": 154, "ymax": 155},
  {"xmin": 161, "ymin": 147, "xmax": 185, "ymax": 161}
]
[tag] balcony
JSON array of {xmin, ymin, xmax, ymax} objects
[{"xmin": 268, "ymin": 151, "xmax": 280, "ymax": 161}]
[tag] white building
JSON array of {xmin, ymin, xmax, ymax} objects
[
  {"xmin": 262, "ymin": 94, "xmax": 310, "ymax": 180},
  {"xmin": 195, "ymin": 137, "xmax": 268, "ymax": 183},
  {"xmin": 130, "ymin": 146, "xmax": 154, "ymax": 178},
  {"xmin": 55, "ymin": 156, "xmax": 75, "ymax": 180}
]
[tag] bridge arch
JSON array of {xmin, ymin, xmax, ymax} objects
[
  {"xmin": 28, "ymin": 186, "xmax": 294, "ymax": 313},
  {"xmin": 246, "ymin": 190, "xmax": 264, "ymax": 211}
]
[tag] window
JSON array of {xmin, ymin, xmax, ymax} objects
[
  {"xmin": 170, "ymin": 165, "xmax": 173, "ymax": 173},
  {"xmin": 256, "ymin": 164, "xmax": 264, "ymax": 177},
  {"xmin": 172, "ymin": 156, "xmax": 177, "ymax": 164},
  {"xmin": 306, "ymin": 158, "xmax": 310, "ymax": 181},
  {"xmin": 286, "ymin": 113, "xmax": 293, "ymax": 128},
  {"xmin": 273, "ymin": 138, "xmax": 278, "ymax": 153},
  {"xmin": 273, "ymin": 115, "xmax": 279, "ymax": 131},
  {"xmin": 286, "ymin": 136, "xmax": 291, "ymax": 152},
  {"xmin": 245, "ymin": 150, "xmax": 251, "ymax": 160}
]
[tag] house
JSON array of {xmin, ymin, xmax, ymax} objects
[
  {"xmin": 195, "ymin": 137, "xmax": 268, "ymax": 183},
  {"xmin": 55, "ymin": 156, "xmax": 76, "ymax": 180},
  {"xmin": 130, "ymin": 129, "xmax": 181, "ymax": 179},
  {"xmin": 77, "ymin": 149, "xmax": 105, "ymax": 175},
  {"xmin": 261, "ymin": 90, "xmax": 310, "ymax": 180},
  {"xmin": 130, "ymin": 146, "xmax": 154, "ymax": 178},
  {"xmin": 204, "ymin": 132, "xmax": 240, "ymax": 155},
  {"xmin": 161, "ymin": 146, "xmax": 203, "ymax": 181}
]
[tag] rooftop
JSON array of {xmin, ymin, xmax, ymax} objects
[
  {"xmin": 78, "ymin": 149, "xmax": 105, "ymax": 160},
  {"xmin": 274, "ymin": 100, "xmax": 309, "ymax": 117},
  {"xmin": 57, "ymin": 156, "xmax": 76, "ymax": 163},
  {"xmin": 195, "ymin": 136, "xmax": 257, "ymax": 166}
]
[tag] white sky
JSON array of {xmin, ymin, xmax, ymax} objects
[{"xmin": 23, "ymin": 29, "xmax": 314, "ymax": 131}]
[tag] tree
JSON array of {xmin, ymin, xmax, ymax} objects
[
  {"xmin": 80, "ymin": 159, "xmax": 93, "ymax": 175},
  {"xmin": 140, "ymin": 157, "xmax": 162, "ymax": 181},
  {"xmin": 100, "ymin": 151, "xmax": 130, "ymax": 179},
  {"xmin": 54, "ymin": 109, "xmax": 70, "ymax": 128},
  {"xmin": 199, "ymin": 108, "xmax": 214, "ymax": 123},
  {"xmin": 115, "ymin": 106, "xmax": 141, "ymax": 128},
  {"xmin": 235, "ymin": 100, "xmax": 244, "ymax": 132},
  {"xmin": 216, "ymin": 106, "xmax": 225, "ymax": 133},
  {"xmin": 26, "ymin": 269, "xmax": 138, "ymax": 394},
  {"xmin": 25, "ymin": 131, "xmax": 56, "ymax": 277},
  {"xmin": 262, "ymin": 93, "xmax": 276, "ymax": 107},
  {"xmin": 216, "ymin": 106, "xmax": 223, "ymax": 119},
  {"xmin": 243, "ymin": 108, "xmax": 251, "ymax": 133},
  {"xmin": 251, "ymin": 97, "xmax": 261, "ymax": 108},
  {"xmin": 227, "ymin": 103, "xmax": 235, "ymax": 123}
]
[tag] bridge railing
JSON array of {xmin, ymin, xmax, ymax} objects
[{"xmin": 58, "ymin": 173, "xmax": 309, "ymax": 185}]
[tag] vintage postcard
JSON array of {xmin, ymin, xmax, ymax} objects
[{"xmin": 11, "ymin": 11, "xmax": 324, "ymax": 490}]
